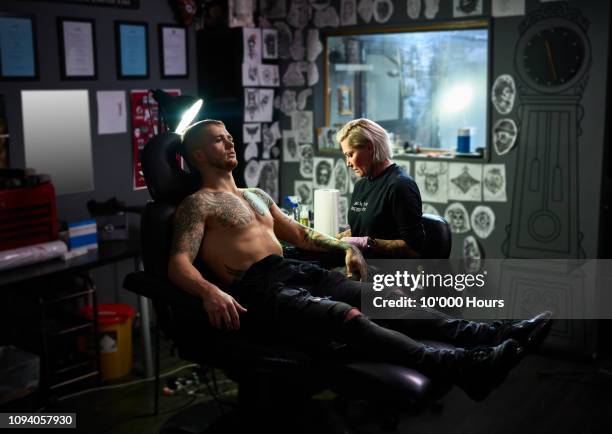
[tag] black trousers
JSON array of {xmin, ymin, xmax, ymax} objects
[{"xmin": 229, "ymin": 255, "xmax": 499, "ymax": 375}]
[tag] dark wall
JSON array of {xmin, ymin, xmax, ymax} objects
[
  {"xmin": 269, "ymin": 0, "xmax": 610, "ymax": 259},
  {"xmin": 0, "ymin": 0, "xmax": 199, "ymax": 306},
  {"xmin": 0, "ymin": 0, "xmax": 199, "ymax": 223}
]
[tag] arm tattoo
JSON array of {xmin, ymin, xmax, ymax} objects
[
  {"xmin": 224, "ymin": 265, "xmax": 246, "ymax": 279},
  {"xmin": 170, "ymin": 194, "xmax": 207, "ymax": 261},
  {"xmin": 302, "ymin": 227, "xmax": 351, "ymax": 252}
]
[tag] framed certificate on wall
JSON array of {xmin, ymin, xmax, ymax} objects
[
  {"xmin": 115, "ymin": 21, "xmax": 149, "ymax": 79},
  {"xmin": 58, "ymin": 17, "xmax": 97, "ymax": 80},
  {"xmin": 159, "ymin": 24, "xmax": 188, "ymax": 78},
  {"xmin": 0, "ymin": 14, "xmax": 38, "ymax": 80}
]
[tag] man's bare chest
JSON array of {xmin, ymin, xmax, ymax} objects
[{"xmin": 203, "ymin": 190, "xmax": 271, "ymax": 229}]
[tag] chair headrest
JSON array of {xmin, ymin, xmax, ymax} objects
[{"xmin": 141, "ymin": 132, "xmax": 201, "ymax": 204}]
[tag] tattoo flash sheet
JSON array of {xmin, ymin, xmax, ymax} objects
[
  {"xmin": 243, "ymin": 123, "xmax": 261, "ymax": 143},
  {"xmin": 242, "ymin": 61, "xmax": 260, "ymax": 86},
  {"xmin": 299, "ymin": 143, "xmax": 315, "ymax": 178},
  {"xmin": 244, "ymin": 159, "xmax": 262, "ymax": 187},
  {"xmin": 257, "ymin": 159, "xmax": 279, "ymax": 203},
  {"xmin": 493, "ymin": 118, "xmax": 518, "ymax": 156},
  {"xmin": 453, "ymin": 0, "xmax": 482, "ymax": 17},
  {"xmin": 471, "ymin": 205, "xmax": 495, "ymax": 239},
  {"xmin": 448, "ymin": 163, "xmax": 482, "ymax": 202},
  {"xmin": 262, "ymin": 122, "xmax": 281, "ymax": 159},
  {"xmin": 373, "ymin": 0, "xmax": 393, "ymax": 23},
  {"xmin": 295, "ymin": 180, "xmax": 313, "ymax": 204},
  {"xmin": 244, "ymin": 142, "xmax": 259, "ymax": 161},
  {"xmin": 463, "ymin": 235, "xmax": 483, "ymax": 273},
  {"xmin": 313, "ymin": 157, "xmax": 335, "ymax": 189},
  {"xmin": 262, "ymin": 28, "xmax": 278, "ymax": 59},
  {"xmin": 313, "ymin": 5, "xmax": 340, "ymax": 28},
  {"xmin": 357, "ymin": 0, "xmax": 374, "ymax": 22},
  {"xmin": 333, "ymin": 159, "xmax": 349, "ymax": 194},
  {"xmin": 298, "ymin": 88, "xmax": 312, "ymax": 110},
  {"xmin": 243, "ymin": 28, "xmax": 262, "ymax": 62},
  {"xmin": 406, "ymin": 0, "xmax": 421, "ymax": 19},
  {"xmin": 338, "ymin": 196, "xmax": 349, "ymax": 226},
  {"xmin": 292, "ymin": 110, "xmax": 314, "ymax": 143},
  {"xmin": 274, "ymin": 21, "xmax": 292, "ymax": 59},
  {"xmin": 415, "ymin": 161, "xmax": 448, "ymax": 203},
  {"xmin": 424, "ymin": 0, "xmax": 440, "ymax": 19},
  {"xmin": 444, "ymin": 202, "xmax": 471, "ymax": 234},
  {"xmin": 491, "ymin": 74, "xmax": 516, "ymax": 115},
  {"xmin": 244, "ymin": 88, "xmax": 274, "ymax": 122},
  {"xmin": 482, "ymin": 164, "xmax": 507, "ymax": 202},
  {"xmin": 229, "ymin": 0, "xmax": 255, "ymax": 27},
  {"xmin": 259, "ymin": 64, "xmax": 280, "ymax": 87},
  {"xmin": 282, "ymin": 130, "xmax": 299, "ymax": 162},
  {"xmin": 396, "ymin": 160, "xmax": 411, "ymax": 176},
  {"xmin": 341, "ymin": 0, "xmax": 358, "ymax": 25},
  {"xmin": 280, "ymin": 90, "xmax": 298, "ymax": 114}
]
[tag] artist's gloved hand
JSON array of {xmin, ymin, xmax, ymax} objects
[{"xmin": 341, "ymin": 236, "xmax": 372, "ymax": 252}]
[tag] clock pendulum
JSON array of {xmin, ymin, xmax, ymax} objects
[{"xmin": 504, "ymin": 3, "xmax": 591, "ymax": 258}]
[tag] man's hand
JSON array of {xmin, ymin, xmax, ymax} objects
[
  {"xmin": 202, "ymin": 285, "xmax": 247, "ymax": 331},
  {"xmin": 345, "ymin": 245, "xmax": 367, "ymax": 281}
]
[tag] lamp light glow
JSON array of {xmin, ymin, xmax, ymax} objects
[{"xmin": 175, "ymin": 99, "xmax": 204, "ymax": 135}]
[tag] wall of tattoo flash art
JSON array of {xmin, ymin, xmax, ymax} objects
[{"xmin": 200, "ymin": 0, "xmax": 608, "ymax": 261}]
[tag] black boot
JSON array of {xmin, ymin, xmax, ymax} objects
[
  {"xmin": 455, "ymin": 338, "xmax": 524, "ymax": 402},
  {"xmin": 493, "ymin": 311, "xmax": 553, "ymax": 349}
]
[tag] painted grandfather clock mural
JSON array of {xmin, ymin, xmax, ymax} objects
[{"xmin": 504, "ymin": 3, "xmax": 591, "ymax": 259}]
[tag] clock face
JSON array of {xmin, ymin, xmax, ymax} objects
[{"xmin": 522, "ymin": 27, "xmax": 585, "ymax": 88}]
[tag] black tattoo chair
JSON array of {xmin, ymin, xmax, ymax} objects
[{"xmin": 123, "ymin": 132, "xmax": 455, "ymax": 433}]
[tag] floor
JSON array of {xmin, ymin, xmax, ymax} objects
[{"xmin": 31, "ymin": 331, "xmax": 612, "ymax": 434}]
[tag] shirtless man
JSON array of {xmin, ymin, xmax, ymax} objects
[{"xmin": 167, "ymin": 120, "xmax": 552, "ymax": 401}]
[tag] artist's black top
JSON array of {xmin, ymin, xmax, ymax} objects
[{"xmin": 348, "ymin": 164, "xmax": 425, "ymax": 256}]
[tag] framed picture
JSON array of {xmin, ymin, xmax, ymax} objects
[
  {"xmin": 0, "ymin": 14, "xmax": 38, "ymax": 80},
  {"xmin": 159, "ymin": 24, "xmax": 188, "ymax": 78},
  {"xmin": 338, "ymin": 85, "xmax": 353, "ymax": 115},
  {"xmin": 115, "ymin": 21, "xmax": 148, "ymax": 79},
  {"xmin": 58, "ymin": 17, "xmax": 96, "ymax": 80}
]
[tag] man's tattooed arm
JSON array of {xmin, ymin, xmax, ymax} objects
[
  {"xmin": 170, "ymin": 193, "xmax": 207, "ymax": 261},
  {"xmin": 300, "ymin": 227, "xmax": 353, "ymax": 253},
  {"xmin": 168, "ymin": 193, "xmax": 219, "ymax": 300}
]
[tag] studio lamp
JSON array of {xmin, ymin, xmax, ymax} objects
[{"xmin": 151, "ymin": 89, "xmax": 203, "ymax": 135}]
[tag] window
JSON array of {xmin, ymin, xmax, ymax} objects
[{"xmin": 325, "ymin": 21, "xmax": 490, "ymax": 155}]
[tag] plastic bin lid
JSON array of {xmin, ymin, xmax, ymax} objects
[{"xmin": 81, "ymin": 303, "xmax": 136, "ymax": 325}]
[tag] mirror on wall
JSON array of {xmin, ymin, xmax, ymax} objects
[
  {"xmin": 325, "ymin": 21, "xmax": 490, "ymax": 155},
  {"xmin": 22, "ymin": 90, "xmax": 94, "ymax": 195}
]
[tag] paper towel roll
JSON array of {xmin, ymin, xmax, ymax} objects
[
  {"xmin": 314, "ymin": 189, "xmax": 339, "ymax": 236},
  {"xmin": 0, "ymin": 241, "xmax": 68, "ymax": 271}
]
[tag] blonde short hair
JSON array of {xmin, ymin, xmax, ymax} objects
[
  {"xmin": 180, "ymin": 119, "xmax": 225, "ymax": 167},
  {"xmin": 336, "ymin": 118, "xmax": 393, "ymax": 165}
]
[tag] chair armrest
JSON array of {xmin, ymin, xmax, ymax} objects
[{"xmin": 123, "ymin": 271, "xmax": 202, "ymax": 313}]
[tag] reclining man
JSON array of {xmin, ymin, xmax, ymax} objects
[{"xmin": 168, "ymin": 120, "xmax": 552, "ymax": 401}]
